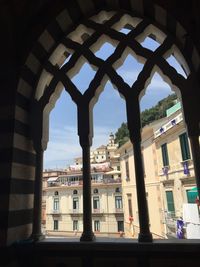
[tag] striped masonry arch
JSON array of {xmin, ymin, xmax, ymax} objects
[{"xmin": 4, "ymin": 0, "xmax": 200, "ymax": 245}]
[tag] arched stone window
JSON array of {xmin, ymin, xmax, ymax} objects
[
  {"xmin": 73, "ymin": 190, "xmax": 78, "ymax": 195},
  {"xmin": 93, "ymin": 188, "xmax": 98, "ymax": 194},
  {"xmin": 27, "ymin": 9, "xmax": 200, "ymax": 243},
  {"xmin": 54, "ymin": 191, "xmax": 59, "ymax": 196},
  {"xmin": 115, "ymin": 187, "xmax": 121, "ymax": 193}
]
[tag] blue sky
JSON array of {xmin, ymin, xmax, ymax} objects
[{"xmin": 44, "ymin": 37, "xmax": 186, "ymax": 169}]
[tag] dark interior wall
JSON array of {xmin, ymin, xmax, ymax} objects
[
  {"xmin": 0, "ymin": 0, "xmax": 199, "ymax": 249},
  {"xmin": 1, "ymin": 0, "xmax": 200, "ymax": 67}
]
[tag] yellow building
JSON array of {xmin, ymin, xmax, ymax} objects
[
  {"xmin": 154, "ymin": 103, "xmax": 197, "ymax": 237},
  {"xmin": 118, "ymin": 103, "xmax": 198, "ymax": 239},
  {"xmin": 45, "ymin": 168, "xmax": 123, "ymax": 237},
  {"xmin": 117, "ymin": 123, "xmax": 165, "ymax": 239},
  {"xmin": 44, "ymin": 133, "xmax": 123, "ymax": 237}
]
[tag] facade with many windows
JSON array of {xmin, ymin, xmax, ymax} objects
[
  {"xmin": 118, "ymin": 124, "xmax": 165, "ymax": 239},
  {"xmin": 118, "ymin": 103, "xmax": 198, "ymax": 239},
  {"xmin": 45, "ymin": 172, "xmax": 124, "ymax": 236},
  {"xmin": 154, "ymin": 104, "xmax": 197, "ymax": 237},
  {"xmin": 44, "ymin": 134, "xmax": 124, "ymax": 237}
]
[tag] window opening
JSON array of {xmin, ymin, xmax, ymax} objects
[
  {"xmin": 179, "ymin": 132, "xmax": 191, "ymax": 161},
  {"xmin": 140, "ymin": 35, "xmax": 160, "ymax": 51},
  {"xmin": 54, "ymin": 220, "xmax": 59, "ymax": 230},
  {"xmin": 73, "ymin": 220, "xmax": 79, "ymax": 231},
  {"xmin": 115, "ymin": 52, "xmax": 144, "ymax": 86},
  {"xmin": 165, "ymin": 54, "xmax": 187, "ymax": 78},
  {"xmin": 161, "ymin": 143, "xmax": 169, "ymax": 167},
  {"xmin": 115, "ymin": 196, "xmax": 123, "ymax": 209},
  {"xmin": 37, "ymin": 10, "xmax": 193, "ymax": 242},
  {"xmin": 73, "ymin": 197, "xmax": 79, "ymax": 210},
  {"xmin": 117, "ymin": 221, "xmax": 124, "ymax": 232},
  {"xmin": 71, "ymin": 61, "xmax": 97, "ymax": 94},
  {"xmin": 94, "ymin": 220, "xmax": 100, "ymax": 232},
  {"xmin": 166, "ymin": 191, "xmax": 175, "ymax": 215},
  {"xmin": 93, "ymin": 41, "xmax": 116, "ymax": 60}
]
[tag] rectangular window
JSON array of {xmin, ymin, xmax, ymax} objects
[
  {"xmin": 186, "ymin": 189, "xmax": 198, "ymax": 203},
  {"xmin": 93, "ymin": 196, "xmax": 100, "ymax": 210},
  {"xmin": 128, "ymin": 197, "xmax": 133, "ymax": 217},
  {"xmin": 73, "ymin": 197, "xmax": 79, "ymax": 210},
  {"xmin": 54, "ymin": 220, "xmax": 58, "ymax": 230},
  {"xmin": 166, "ymin": 191, "xmax": 175, "ymax": 213},
  {"xmin": 179, "ymin": 132, "xmax": 191, "ymax": 161},
  {"xmin": 94, "ymin": 220, "xmax": 100, "ymax": 232},
  {"xmin": 53, "ymin": 198, "xmax": 59, "ymax": 211},
  {"xmin": 125, "ymin": 160, "xmax": 129, "ymax": 181},
  {"xmin": 117, "ymin": 221, "xmax": 124, "ymax": 232},
  {"xmin": 115, "ymin": 196, "xmax": 123, "ymax": 209},
  {"xmin": 161, "ymin": 143, "xmax": 169, "ymax": 166},
  {"xmin": 73, "ymin": 220, "xmax": 79, "ymax": 231}
]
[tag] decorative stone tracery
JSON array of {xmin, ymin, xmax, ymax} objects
[{"xmin": 29, "ymin": 10, "xmax": 199, "ymax": 242}]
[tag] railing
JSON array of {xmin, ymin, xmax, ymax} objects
[
  {"xmin": 69, "ymin": 209, "xmax": 81, "ymax": 214},
  {"xmin": 114, "ymin": 208, "xmax": 123, "ymax": 213},
  {"xmin": 50, "ymin": 209, "xmax": 61, "ymax": 214},
  {"xmin": 154, "ymin": 113, "xmax": 183, "ymax": 138},
  {"xmin": 47, "ymin": 178, "xmax": 122, "ymax": 187},
  {"xmin": 93, "ymin": 208, "xmax": 104, "ymax": 214}
]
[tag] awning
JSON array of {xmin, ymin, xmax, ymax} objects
[
  {"xmin": 188, "ymin": 187, "xmax": 198, "ymax": 193},
  {"xmin": 47, "ymin": 177, "xmax": 58, "ymax": 182}
]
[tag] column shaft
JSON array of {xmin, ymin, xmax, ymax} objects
[
  {"xmin": 189, "ymin": 136, "xmax": 200, "ymax": 199},
  {"xmin": 31, "ymin": 149, "xmax": 44, "ymax": 240},
  {"xmin": 80, "ymin": 144, "xmax": 95, "ymax": 241},
  {"xmin": 126, "ymin": 97, "xmax": 152, "ymax": 242},
  {"xmin": 132, "ymin": 140, "xmax": 152, "ymax": 242}
]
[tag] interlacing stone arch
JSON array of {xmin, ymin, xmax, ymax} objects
[
  {"xmin": 12, "ymin": 3, "xmax": 200, "ymax": 246},
  {"xmin": 34, "ymin": 10, "xmax": 191, "ymax": 149},
  {"xmin": 30, "ymin": 10, "xmax": 196, "ymax": 242}
]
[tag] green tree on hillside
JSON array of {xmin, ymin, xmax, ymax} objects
[{"xmin": 115, "ymin": 94, "xmax": 177, "ymax": 146}]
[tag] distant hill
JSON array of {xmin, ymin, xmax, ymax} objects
[{"xmin": 115, "ymin": 94, "xmax": 177, "ymax": 147}]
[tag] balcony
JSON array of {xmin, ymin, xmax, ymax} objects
[
  {"xmin": 50, "ymin": 209, "xmax": 61, "ymax": 215},
  {"xmin": 92, "ymin": 208, "xmax": 104, "ymax": 215},
  {"xmin": 154, "ymin": 112, "xmax": 183, "ymax": 138},
  {"xmin": 69, "ymin": 209, "xmax": 82, "ymax": 216},
  {"xmin": 114, "ymin": 208, "xmax": 123, "ymax": 214}
]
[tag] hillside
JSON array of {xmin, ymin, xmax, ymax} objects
[{"xmin": 115, "ymin": 94, "xmax": 177, "ymax": 147}]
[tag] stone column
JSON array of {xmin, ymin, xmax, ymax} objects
[
  {"xmin": 31, "ymin": 147, "xmax": 44, "ymax": 241},
  {"xmin": 30, "ymin": 101, "xmax": 44, "ymax": 241},
  {"xmin": 182, "ymin": 75, "xmax": 200, "ymax": 200},
  {"xmin": 126, "ymin": 97, "xmax": 152, "ymax": 242},
  {"xmin": 78, "ymin": 106, "xmax": 95, "ymax": 241},
  {"xmin": 189, "ymin": 134, "xmax": 200, "ymax": 200},
  {"xmin": 80, "ymin": 139, "xmax": 95, "ymax": 241}
]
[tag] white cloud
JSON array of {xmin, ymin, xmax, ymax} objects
[
  {"xmin": 117, "ymin": 70, "xmax": 171, "ymax": 92},
  {"xmin": 44, "ymin": 124, "xmax": 115, "ymax": 169}
]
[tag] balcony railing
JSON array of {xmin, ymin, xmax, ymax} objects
[
  {"xmin": 50, "ymin": 209, "xmax": 61, "ymax": 214},
  {"xmin": 92, "ymin": 208, "xmax": 104, "ymax": 214},
  {"xmin": 114, "ymin": 208, "xmax": 123, "ymax": 213},
  {"xmin": 47, "ymin": 178, "xmax": 122, "ymax": 187},
  {"xmin": 69, "ymin": 209, "xmax": 81, "ymax": 214},
  {"xmin": 154, "ymin": 113, "xmax": 183, "ymax": 138}
]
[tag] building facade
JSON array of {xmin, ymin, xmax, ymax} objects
[
  {"xmin": 118, "ymin": 103, "xmax": 198, "ymax": 239},
  {"xmin": 117, "ymin": 125, "xmax": 165, "ymax": 239},
  {"xmin": 154, "ymin": 104, "xmax": 197, "ymax": 237},
  {"xmin": 44, "ymin": 134, "xmax": 124, "ymax": 237}
]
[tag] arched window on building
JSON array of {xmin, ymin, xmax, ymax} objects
[
  {"xmin": 73, "ymin": 190, "xmax": 78, "ymax": 195},
  {"xmin": 93, "ymin": 189, "xmax": 98, "ymax": 194}
]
